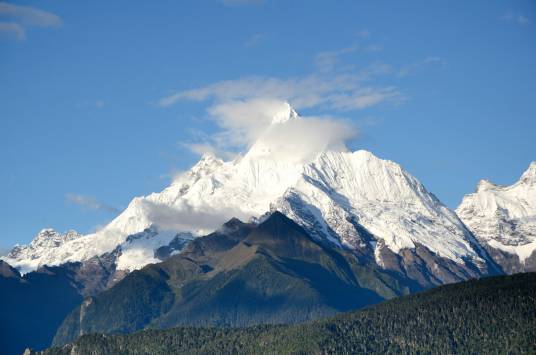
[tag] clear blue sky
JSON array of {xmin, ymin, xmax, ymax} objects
[{"xmin": 1, "ymin": 0, "xmax": 535, "ymax": 249}]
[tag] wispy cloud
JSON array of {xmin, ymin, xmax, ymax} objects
[
  {"xmin": 0, "ymin": 21, "xmax": 23, "ymax": 39},
  {"xmin": 314, "ymin": 44, "xmax": 384, "ymax": 73},
  {"xmin": 158, "ymin": 68, "xmax": 402, "ymax": 111},
  {"xmin": 159, "ymin": 27, "xmax": 399, "ymax": 112},
  {"xmin": 66, "ymin": 193, "xmax": 120, "ymax": 214},
  {"xmin": 220, "ymin": 0, "xmax": 263, "ymax": 6},
  {"xmin": 244, "ymin": 33, "xmax": 263, "ymax": 47},
  {"xmin": 157, "ymin": 35, "xmax": 416, "ymax": 159},
  {"xmin": 500, "ymin": 11, "xmax": 530, "ymax": 26},
  {"xmin": 314, "ymin": 44, "xmax": 360, "ymax": 73},
  {"xmin": 398, "ymin": 56, "xmax": 446, "ymax": 77},
  {"xmin": 0, "ymin": 2, "xmax": 61, "ymax": 40},
  {"xmin": 356, "ymin": 29, "xmax": 370, "ymax": 38}
]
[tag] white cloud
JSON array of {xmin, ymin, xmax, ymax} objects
[
  {"xmin": 207, "ymin": 98, "xmax": 293, "ymax": 147},
  {"xmin": 141, "ymin": 199, "xmax": 250, "ymax": 233},
  {"xmin": 66, "ymin": 193, "xmax": 120, "ymax": 214},
  {"xmin": 500, "ymin": 11, "xmax": 530, "ymax": 26},
  {"xmin": 0, "ymin": 2, "xmax": 61, "ymax": 40},
  {"xmin": 253, "ymin": 115, "xmax": 357, "ymax": 162},
  {"xmin": 0, "ymin": 21, "xmax": 24, "ymax": 39},
  {"xmin": 178, "ymin": 97, "xmax": 359, "ymax": 161}
]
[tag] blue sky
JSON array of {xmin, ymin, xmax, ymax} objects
[{"xmin": 1, "ymin": 0, "xmax": 535, "ymax": 249}]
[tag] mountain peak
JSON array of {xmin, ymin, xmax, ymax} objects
[
  {"xmin": 520, "ymin": 161, "xmax": 536, "ymax": 184},
  {"xmin": 181, "ymin": 153, "xmax": 223, "ymax": 180},
  {"xmin": 270, "ymin": 102, "xmax": 299, "ymax": 125},
  {"xmin": 196, "ymin": 153, "xmax": 222, "ymax": 166},
  {"xmin": 457, "ymin": 163, "xmax": 536, "ymax": 270},
  {"xmin": 476, "ymin": 179, "xmax": 497, "ymax": 192},
  {"xmin": 37, "ymin": 228, "xmax": 57, "ymax": 236}
]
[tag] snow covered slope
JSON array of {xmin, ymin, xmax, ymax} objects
[
  {"xmin": 274, "ymin": 150, "xmax": 484, "ymax": 263},
  {"xmin": 457, "ymin": 162, "xmax": 536, "ymax": 273},
  {"xmin": 3, "ymin": 229, "xmax": 83, "ymax": 274},
  {"xmin": 2, "ymin": 103, "xmax": 496, "ymax": 283},
  {"xmin": 2, "ymin": 226, "xmax": 193, "ymax": 274}
]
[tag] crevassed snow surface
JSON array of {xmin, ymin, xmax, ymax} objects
[
  {"xmin": 3, "ymin": 103, "xmax": 485, "ymax": 272},
  {"xmin": 456, "ymin": 162, "xmax": 536, "ymax": 262}
]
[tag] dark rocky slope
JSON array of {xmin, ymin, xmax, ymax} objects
[{"xmin": 53, "ymin": 212, "xmax": 413, "ymax": 346}]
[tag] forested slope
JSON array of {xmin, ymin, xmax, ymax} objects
[{"xmin": 36, "ymin": 272, "xmax": 536, "ymax": 355}]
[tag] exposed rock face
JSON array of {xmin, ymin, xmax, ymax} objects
[
  {"xmin": 0, "ymin": 260, "xmax": 20, "ymax": 278},
  {"xmin": 375, "ymin": 243, "xmax": 487, "ymax": 288}
]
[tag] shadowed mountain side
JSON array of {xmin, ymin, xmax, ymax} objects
[
  {"xmin": 0, "ymin": 251, "xmax": 129, "ymax": 355},
  {"xmin": 53, "ymin": 212, "xmax": 412, "ymax": 346},
  {"xmin": 0, "ymin": 261, "xmax": 83, "ymax": 355}
]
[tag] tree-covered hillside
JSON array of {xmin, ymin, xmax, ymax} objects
[{"xmin": 36, "ymin": 272, "xmax": 536, "ymax": 355}]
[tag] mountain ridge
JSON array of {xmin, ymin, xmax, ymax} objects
[{"xmin": 52, "ymin": 212, "xmax": 412, "ymax": 346}]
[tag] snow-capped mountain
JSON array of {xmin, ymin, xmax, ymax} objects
[
  {"xmin": 2, "ymin": 103, "xmax": 497, "ymax": 285},
  {"xmin": 457, "ymin": 162, "xmax": 536, "ymax": 273},
  {"xmin": 271, "ymin": 150, "xmax": 495, "ymax": 285},
  {"xmin": 2, "ymin": 225, "xmax": 193, "ymax": 275},
  {"xmin": 3, "ymin": 229, "xmax": 83, "ymax": 274}
]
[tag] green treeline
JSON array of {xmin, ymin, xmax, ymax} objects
[{"xmin": 37, "ymin": 272, "xmax": 536, "ymax": 355}]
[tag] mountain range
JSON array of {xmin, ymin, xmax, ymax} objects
[{"xmin": 1, "ymin": 103, "xmax": 535, "ymax": 353}]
